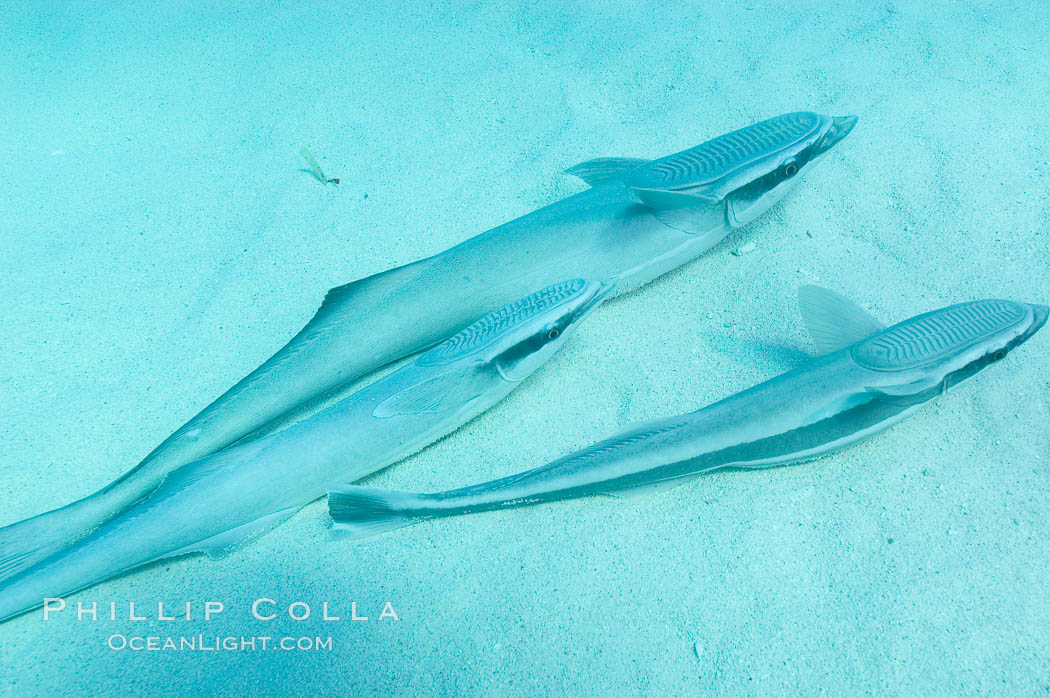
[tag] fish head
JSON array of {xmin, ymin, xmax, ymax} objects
[
  {"xmin": 626, "ymin": 112, "xmax": 858, "ymax": 228},
  {"xmin": 486, "ymin": 279, "xmax": 613, "ymax": 382},
  {"xmin": 418, "ymin": 279, "xmax": 614, "ymax": 381},
  {"xmin": 853, "ymin": 299, "xmax": 1047, "ymax": 397}
]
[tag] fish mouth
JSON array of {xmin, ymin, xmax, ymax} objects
[{"xmin": 814, "ymin": 115, "xmax": 858, "ymax": 155}]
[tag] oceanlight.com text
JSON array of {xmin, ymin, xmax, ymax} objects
[{"xmin": 107, "ymin": 634, "xmax": 333, "ymax": 652}]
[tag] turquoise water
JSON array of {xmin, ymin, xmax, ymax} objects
[{"xmin": 1, "ymin": 1, "xmax": 1048, "ymax": 695}]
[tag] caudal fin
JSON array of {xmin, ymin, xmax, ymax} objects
[{"xmin": 327, "ymin": 487, "xmax": 430, "ymax": 540}]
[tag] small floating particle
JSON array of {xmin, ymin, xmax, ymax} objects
[
  {"xmin": 693, "ymin": 640, "xmax": 703, "ymax": 660},
  {"xmin": 732, "ymin": 241, "xmax": 757, "ymax": 256},
  {"xmin": 300, "ymin": 147, "xmax": 340, "ymax": 186}
]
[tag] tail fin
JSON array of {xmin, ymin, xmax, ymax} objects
[{"xmin": 327, "ymin": 487, "xmax": 430, "ymax": 541}]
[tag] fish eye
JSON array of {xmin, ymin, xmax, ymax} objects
[
  {"xmin": 783, "ymin": 162, "xmax": 798, "ymax": 177},
  {"xmin": 991, "ymin": 349, "xmax": 1006, "ymax": 361},
  {"xmin": 547, "ymin": 328, "xmax": 560, "ymax": 340}
]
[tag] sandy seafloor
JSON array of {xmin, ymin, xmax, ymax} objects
[{"xmin": 1, "ymin": 1, "xmax": 1048, "ymax": 695}]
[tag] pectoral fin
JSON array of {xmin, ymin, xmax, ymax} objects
[
  {"xmin": 631, "ymin": 187, "xmax": 720, "ymax": 210},
  {"xmin": 798, "ymin": 285, "xmax": 886, "ymax": 354},
  {"xmin": 564, "ymin": 157, "xmax": 648, "ymax": 186},
  {"xmin": 373, "ymin": 364, "xmax": 490, "ymax": 418},
  {"xmin": 627, "ymin": 185, "xmax": 726, "ymax": 235},
  {"xmin": 647, "ymin": 205, "xmax": 726, "ymax": 235}
]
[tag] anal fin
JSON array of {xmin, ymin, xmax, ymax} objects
[
  {"xmin": 605, "ymin": 474, "xmax": 699, "ymax": 500},
  {"xmin": 156, "ymin": 507, "xmax": 299, "ymax": 562}
]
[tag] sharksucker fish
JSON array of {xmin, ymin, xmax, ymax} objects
[
  {"xmin": 0, "ymin": 281, "xmax": 609, "ymax": 622},
  {"xmin": 0, "ymin": 111, "xmax": 857, "ymax": 580},
  {"xmin": 327, "ymin": 287, "xmax": 1047, "ymax": 539}
]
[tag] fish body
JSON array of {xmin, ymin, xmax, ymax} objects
[
  {"xmin": 328, "ymin": 289, "xmax": 1047, "ymax": 537},
  {"xmin": 0, "ymin": 281, "xmax": 609, "ymax": 621},
  {"xmin": 0, "ymin": 113, "xmax": 855, "ymax": 578}
]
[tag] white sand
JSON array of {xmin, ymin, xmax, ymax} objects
[{"xmin": 1, "ymin": 1, "xmax": 1048, "ymax": 694}]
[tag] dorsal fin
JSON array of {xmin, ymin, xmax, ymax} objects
[
  {"xmin": 304, "ymin": 259, "xmax": 430, "ymax": 334},
  {"xmin": 798, "ymin": 285, "xmax": 885, "ymax": 354},
  {"xmin": 564, "ymin": 157, "xmax": 648, "ymax": 186}
]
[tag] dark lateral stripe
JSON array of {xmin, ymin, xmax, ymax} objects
[
  {"xmin": 442, "ymin": 420, "xmax": 690, "ymax": 502},
  {"xmin": 425, "ymin": 395, "xmax": 916, "ymax": 519},
  {"xmin": 597, "ymin": 395, "xmax": 914, "ymax": 494}
]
